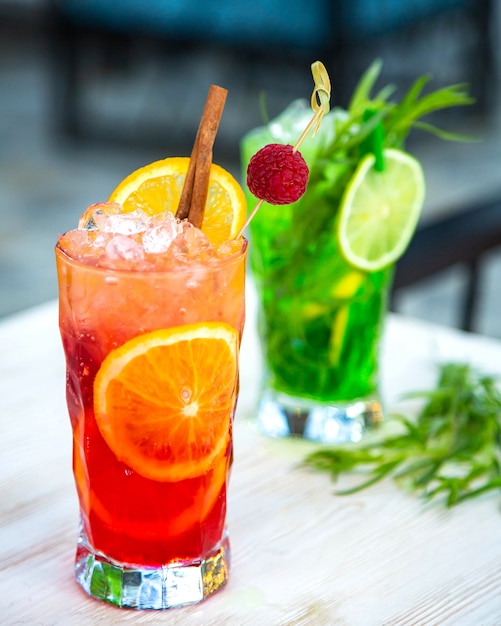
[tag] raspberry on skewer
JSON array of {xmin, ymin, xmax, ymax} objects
[
  {"xmin": 246, "ymin": 143, "xmax": 309, "ymax": 205},
  {"xmin": 237, "ymin": 61, "xmax": 331, "ymax": 237}
]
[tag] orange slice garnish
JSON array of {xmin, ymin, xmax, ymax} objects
[
  {"xmin": 93, "ymin": 322, "xmax": 239, "ymax": 482},
  {"xmin": 108, "ymin": 157, "xmax": 246, "ymax": 246}
]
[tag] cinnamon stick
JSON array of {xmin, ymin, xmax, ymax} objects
[{"xmin": 176, "ymin": 85, "xmax": 228, "ymax": 227}]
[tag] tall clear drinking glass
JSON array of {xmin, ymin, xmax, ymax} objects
[
  {"xmin": 241, "ymin": 102, "xmax": 387, "ymax": 443},
  {"xmin": 56, "ymin": 237, "xmax": 247, "ymax": 609}
]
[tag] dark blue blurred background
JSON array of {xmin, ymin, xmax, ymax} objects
[{"xmin": 1, "ymin": 0, "xmax": 501, "ymax": 336}]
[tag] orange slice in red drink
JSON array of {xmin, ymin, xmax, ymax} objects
[
  {"xmin": 108, "ymin": 157, "xmax": 247, "ymax": 246},
  {"xmin": 93, "ymin": 322, "xmax": 239, "ymax": 482},
  {"xmin": 73, "ymin": 412, "xmax": 229, "ymax": 539}
]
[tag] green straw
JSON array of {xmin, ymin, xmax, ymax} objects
[{"xmin": 362, "ymin": 109, "xmax": 385, "ymax": 172}]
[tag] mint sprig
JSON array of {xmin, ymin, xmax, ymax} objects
[
  {"xmin": 316, "ymin": 59, "xmax": 477, "ymax": 166},
  {"xmin": 304, "ymin": 362, "xmax": 501, "ymax": 508}
]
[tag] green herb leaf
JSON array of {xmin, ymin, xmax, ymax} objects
[
  {"xmin": 303, "ymin": 362, "xmax": 501, "ymax": 508},
  {"xmin": 347, "ymin": 59, "xmax": 383, "ymax": 115},
  {"xmin": 411, "ymin": 120, "xmax": 480, "ymax": 143},
  {"xmin": 316, "ymin": 64, "xmax": 476, "ymax": 170}
]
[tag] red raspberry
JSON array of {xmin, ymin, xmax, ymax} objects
[{"xmin": 246, "ymin": 143, "xmax": 309, "ymax": 205}]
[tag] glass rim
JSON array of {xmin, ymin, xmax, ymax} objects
[{"xmin": 55, "ymin": 236, "xmax": 248, "ymax": 277}]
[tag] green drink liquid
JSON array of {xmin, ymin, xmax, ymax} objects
[{"xmin": 241, "ymin": 101, "xmax": 391, "ymax": 435}]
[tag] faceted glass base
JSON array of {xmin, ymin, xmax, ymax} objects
[
  {"xmin": 74, "ymin": 528, "xmax": 230, "ymax": 609},
  {"xmin": 257, "ymin": 389, "xmax": 384, "ymax": 443}
]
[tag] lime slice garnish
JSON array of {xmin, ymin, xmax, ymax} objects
[{"xmin": 337, "ymin": 148, "xmax": 425, "ymax": 272}]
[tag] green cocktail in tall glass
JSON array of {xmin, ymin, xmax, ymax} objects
[{"xmin": 241, "ymin": 62, "xmax": 474, "ymax": 443}]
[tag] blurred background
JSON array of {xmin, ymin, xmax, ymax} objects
[{"xmin": 1, "ymin": 0, "xmax": 501, "ymax": 336}]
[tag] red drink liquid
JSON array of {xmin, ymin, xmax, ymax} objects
[{"xmin": 56, "ymin": 220, "xmax": 247, "ymax": 609}]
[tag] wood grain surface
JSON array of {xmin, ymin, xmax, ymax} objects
[{"xmin": 2, "ymin": 286, "xmax": 501, "ymax": 625}]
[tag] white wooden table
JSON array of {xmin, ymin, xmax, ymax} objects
[{"xmin": 2, "ymin": 289, "xmax": 501, "ymax": 625}]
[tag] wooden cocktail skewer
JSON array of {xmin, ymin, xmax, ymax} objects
[{"xmin": 235, "ymin": 61, "xmax": 331, "ymax": 239}]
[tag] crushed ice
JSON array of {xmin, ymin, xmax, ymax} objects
[
  {"xmin": 60, "ymin": 202, "xmax": 241, "ymax": 270},
  {"xmin": 142, "ymin": 213, "xmax": 182, "ymax": 254}
]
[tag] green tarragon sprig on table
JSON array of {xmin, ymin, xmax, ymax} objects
[{"xmin": 304, "ymin": 362, "xmax": 501, "ymax": 508}]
